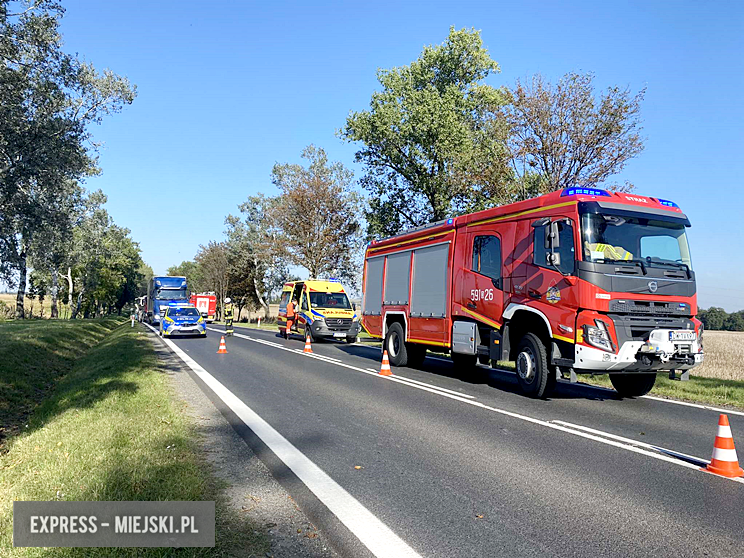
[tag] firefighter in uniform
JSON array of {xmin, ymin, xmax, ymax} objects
[{"xmin": 224, "ymin": 297, "xmax": 234, "ymax": 336}]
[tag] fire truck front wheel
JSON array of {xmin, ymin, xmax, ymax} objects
[
  {"xmin": 385, "ymin": 322, "xmax": 409, "ymax": 367},
  {"xmin": 609, "ymin": 373, "xmax": 656, "ymax": 397},
  {"xmin": 515, "ymin": 333, "xmax": 551, "ymax": 398}
]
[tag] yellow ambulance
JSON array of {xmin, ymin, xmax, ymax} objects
[{"xmin": 277, "ymin": 279, "xmax": 361, "ymax": 343}]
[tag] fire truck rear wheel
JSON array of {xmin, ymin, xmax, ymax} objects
[
  {"xmin": 515, "ymin": 333, "xmax": 551, "ymax": 398},
  {"xmin": 385, "ymin": 322, "xmax": 409, "ymax": 367},
  {"xmin": 406, "ymin": 343, "xmax": 427, "ymax": 368},
  {"xmin": 609, "ymin": 373, "xmax": 656, "ymax": 397}
]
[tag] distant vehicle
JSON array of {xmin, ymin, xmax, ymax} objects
[
  {"xmin": 190, "ymin": 292, "xmax": 217, "ymax": 322},
  {"xmin": 278, "ymin": 279, "xmax": 361, "ymax": 343},
  {"xmin": 159, "ymin": 306, "xmax": 207, "ymax": 338},
  {"xmin": 362, "ymin": 187, "xmax": 703, "ymax": 398},
  {"xmin": 147, "ymin": 276, "xmax": 189, "ymax": 325}
]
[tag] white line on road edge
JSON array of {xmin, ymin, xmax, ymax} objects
[
  {"xmin": 148, "ymin": 324, "xmax": 423, "ymax": 558},
  {"xmin": 208, "ymin": 327, "xmax": 744, "ymax": 484},
  {"xmin": 641, "ymin": 395, "xmax": 744, "ymax": 418}
]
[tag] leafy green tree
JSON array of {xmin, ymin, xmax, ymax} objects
[
  {"xmin": 506, "ymin": 72, "xmax": 645, "ymax": 193},
  {"xmin": 137, "ymin": 261, "xmax": 153, "ymax": 297},
  {"xmin": 0, "ymin": 0, "xmax": 135, "ymax": 318},
  {"xmin": 724, "ymin": 311, "xmax": 744, "ymax": 332},
  {"xmin": 699, "ymin": 307, "xmax": 727, "ymax": 331},
  {"xmin": 194, "ymin": 241, "xmax": 230, "ymax": 319},
  {"xmin": 340, "ymin": 27, "xmax": 511, "ymax": 237},
  {"xmin": 167, "ymin": 260, "xmax": 204, "ymax": 294},
  {"xmin": 225, "ymin": 194, "xmax": 288, "ymax": 318},
  {"xmin": 270, "ymin": 145, "xmax": 363, "ymax": 281}
]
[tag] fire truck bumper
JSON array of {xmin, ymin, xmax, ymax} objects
[{"xmin": 575, "ymin": 339, "xmax": 704, "ymax": 372}]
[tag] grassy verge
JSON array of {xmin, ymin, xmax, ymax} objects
[
  {"xmin": 0, "ymin": 318, "xmax": 124, "ymax": 444},
  {"xmin": 0, "ymin": 320, "xmax": 268, "ymax": 556},
  {"xmin": 577, "ymin": 373, "xmax": 744, "ymax": 409},
  {"xmin": 493, "ymin": 359, "xmax": 744, "ymax": 409}
]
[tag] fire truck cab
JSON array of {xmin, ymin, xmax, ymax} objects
[{"xmin": 362, "ymin": 187, "xmax": 703, "ymax": 398}]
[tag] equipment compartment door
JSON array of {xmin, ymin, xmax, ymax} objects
[{"xmin": 459, "ymin": 230, "xmax": 505, "ymax": 329}]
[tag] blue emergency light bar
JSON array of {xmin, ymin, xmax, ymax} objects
[
  {"xmin": 328, "ymin": 278, "xmax": 341, "ymax": 282},
  {"xmin": 658, "ymin": 198, "xmax": 679, "ymax": 208},
  {"xmin": 561, "ymin": 187, "xmax": 611, "ymax": 197},
  {"xmin": 446, "ymin": 218, "xmax": 454, "ymax": 225}
]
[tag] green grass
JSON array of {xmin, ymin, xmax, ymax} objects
[
  {"xmin": 0, "ymin": 318, "xmax": 123, "ymax": 443},
  {"xmin": 0, "ymin": 321, "xmax": 268, "ymax": 557},
  {"xmin": 577, "ymin": 373, "xmax": 744, "ymax": 409},
  {"xmin": 491, "ymin": 358, "xmax": 744, "ymax": 409}
]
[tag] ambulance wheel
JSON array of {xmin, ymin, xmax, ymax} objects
[
  {"xmin": 385, "ymin": 322, "xmax": 408, "ymax": 367},
  {"xmin": 609, "ymin": 373, "xmax": 656, "ymax": 397},
  {"xmin": 345, "ymin": 336, "xmax": 357, "ymax": 344},
  {"xmin": 515, "ymin": 333, "xmax": 551, "ymax": 398},
  {"xmin": 405, "ymin": 343, "xmax": 427, "ymax": 368},
  {"xmin": 304, "ymin": 325, "xmax": 315, "ymax": 344}
]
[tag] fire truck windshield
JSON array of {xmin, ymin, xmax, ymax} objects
[
  {"xmin": 156, "ymin": 288, "xmax": 188, "ymax": 300},
  {"xmin": 581, "ymin": 213, "xmax": 693, "ymax": 269}
]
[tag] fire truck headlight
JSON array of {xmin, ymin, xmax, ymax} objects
[{"xmin": 584, "ymin": 321, "xmax": 614, "ymax": 352}]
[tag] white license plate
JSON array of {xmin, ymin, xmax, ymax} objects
[
  {"xmin": 670, "ymin": 330, "xmax": 696, "ymax": 341},
  {"xmin": 333, "ymin": 332, "xmax": 346, "ymax": 338}
]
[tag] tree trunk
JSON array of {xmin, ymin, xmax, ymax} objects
[
  {"xmin": 50, "ymin": 266, "xmax": 59, "ymax": 318},
  {"xmin": 66, "ymin": 267, "xmax": 74, "ymax": 316},
  {"xmin": 71, "ymin": 288, "xmax": 84, "ymax": 319},
  {"xmin": 15, "ymin": 251, "xmax": 27, "ymax": 319},
  {"xmin": 253, "ymin": 276, "xmax": 270, "ymax": 318}
]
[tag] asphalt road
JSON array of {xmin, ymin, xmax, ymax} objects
[{"xmin": 158, "ymin": 325, "xmax": 744, "ymax": 558}]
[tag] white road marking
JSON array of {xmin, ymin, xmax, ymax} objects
[
  {"xmin": 641, "ymin": 395, "xmax": 744, "ymax": 417},
  {"xmin": 551, "ymin": 420, "xmax": 711, "ymax": 466},
  {"xmin": 147, "ymin": 324, "xmax": 422, "ymax": 558},
  {"xmin": 205, "ymin": 326, "xmax": 744, "ymax": 484}
]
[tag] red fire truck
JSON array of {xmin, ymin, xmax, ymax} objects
[
  {"xmin": 361, "ymin": 187, "xmax": 704, "ymax": 398},
  {"xmin": 190, "ymin": 292, "xmax": 217, "ymax": 323}
]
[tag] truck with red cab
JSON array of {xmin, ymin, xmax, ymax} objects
[{"xmin": 361, "ymin": 187, "xmax": 703, "ymax": 398}]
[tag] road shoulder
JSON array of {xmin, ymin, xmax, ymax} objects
[{"xmin": 149, "ymin": 331, "xmax": 338, "ymax": 558}]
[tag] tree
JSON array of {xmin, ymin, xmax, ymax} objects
[
  {"xmin": 698, "ymin": 307, "xmax": 727, "ymax": 331},
  {"xmin": 270, "ymin": 145, "xmax": 363, "ymax": 281},
  {"xmin": 225, "ymin": 194, "xmax": 289, "ymax": 319},
  {"xmin": 340, "ymin": 27, "xmax": 511, "ymax": 238},
  {"xmin": 137, "ymin": 261, "xmax": 153, "ymax": 297},
  {"xmin": 506, "ymin": 72, "xmax": 645, "ymax": 194},
  {"xmin": 0, "ymin": 0, "xmax": 136, "ymax": 318},
  {"xmin": 194, "ymin": 241, "xmax": 230, "ymax": 319},
  {"xmin": 167, "ymin": 260, "xmax": 203, "ymax": 294},
  {"xmin": 723, "ymin": 311, "xmax": 744, "ymax": 332}
]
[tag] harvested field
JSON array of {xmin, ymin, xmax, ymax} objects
[{"xmin": 693, "ymin": 330, "xmax": 744, "ymax": 381}]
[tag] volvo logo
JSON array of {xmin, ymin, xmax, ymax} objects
[{"xmin": 648, "ymin": 281, "xmax": 658, "ymax": 293}]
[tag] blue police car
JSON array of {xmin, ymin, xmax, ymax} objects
[{"xmin": 159, "ymin": 306, "xmax": 207, "ymax": 338}]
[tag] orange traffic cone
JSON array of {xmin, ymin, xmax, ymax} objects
[
  {"xmin": 217, "ymin": 336, "xmax": 228, "ymax": 354},
  {"xmin": 379, "ymin": 350, "xmax": 392, "ymax": 376},
  {"xmin": 705, "ymin": 414, "xmax": 744, "ymax": 478},
  {"xmin": 303, "ymin": 335, "xmax": 313, "ymax": 354}
]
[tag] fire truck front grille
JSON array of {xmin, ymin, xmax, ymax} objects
[
  {"xmin": 325, "ymin": 318, "xmax": 353, "ymax": 331},
  {"xmin": 609, "ymin": 300, "xmax": 690, "ymax": 316}
]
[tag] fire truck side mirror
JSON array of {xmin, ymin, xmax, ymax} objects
[{"xmin": 549, "ymin": 221, "xmax": 561, "ymax": 249}]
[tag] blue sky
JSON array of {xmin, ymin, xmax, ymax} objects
[{"xmin": 59, "ymin": 0, "xmax": 743, "ymax": 310}]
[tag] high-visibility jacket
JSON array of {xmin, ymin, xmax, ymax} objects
[
  {"xmin": 585, "ymin": 242, "xmax": 633, "ymax": 261},
  {"xmin": 286, "ymin": 301, "xmax": 296, "ymax": 318},
  {"xmin": 224, "ymin": 303, "xmax": 234, "ymax": 320}
]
